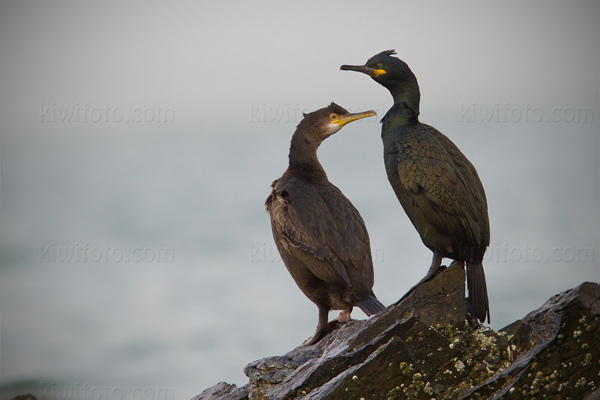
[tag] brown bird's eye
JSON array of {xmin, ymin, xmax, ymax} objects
[{"xmin": 330, "ymin": 114, "xmax": 337, "ymax": 120}]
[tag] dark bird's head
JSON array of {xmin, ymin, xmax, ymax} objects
[
  {"xmin": 297, "ymin": 102, "xmax": 376, "ymax": 142},
  {"xmin": 341, "ymin": 50, "xmax": 420, "ymax": 118}
]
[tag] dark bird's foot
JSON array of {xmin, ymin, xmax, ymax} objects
[{"xmin": 395, "ymin": 264, "xmax": 447, "ymax": 305}]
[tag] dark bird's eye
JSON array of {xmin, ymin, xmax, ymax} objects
[{"xmin": 330, "ymin": 114, "xmax": 337, "ymax": 120}]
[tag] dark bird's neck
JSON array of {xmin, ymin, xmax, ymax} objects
[
  {"xmin": 287, "ymin": 129, "xmax": 327, "ymax": 180},
  {"xmin": 383, "ymin": 77, "xmax": 421, "ymax": 126}
]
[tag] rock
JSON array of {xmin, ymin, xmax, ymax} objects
[
  {"xmin": 192, "ymin": 263, "xmax": 600, "ymax": 399},
  {"xmin": 192, "ymin": 382, "xmax": 248, "ymax": 400},
  {"xmin": 463, "ymin": 282, "xmax": 600, "ymax": 399}
]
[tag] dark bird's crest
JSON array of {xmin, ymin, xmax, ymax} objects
[{"xmin": 341, "ymin": 50, "xmax": 491, "ymax": 324}]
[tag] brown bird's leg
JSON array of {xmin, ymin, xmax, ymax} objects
[
  {"xmin": 322, "ymin": 307, "xmax": 353, "ymax": 335},
  {"xmin": 395, "ymin": 251, "xmax": 447, "ymax": 305},
  {"xmin": 303, "ymin": 306, "xmax": 330, "ymax": 346}
]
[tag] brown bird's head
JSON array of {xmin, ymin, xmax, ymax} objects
[
  {"xmin": 287, "ymin": 103, "xmax": 376, "ymax": 176},
  {"xmin": 297, "ymin": 103, "xmax": 376, "ymax": 141}
]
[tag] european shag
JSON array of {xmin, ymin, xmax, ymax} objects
[
  {"xmin": 341, "ymin": 50, "xmax": 490, "ymax": 323},
  {"xmin": 265, "ymin": 103, "xmax": 385, "ymax": 345}
]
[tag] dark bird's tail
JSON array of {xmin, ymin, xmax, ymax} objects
[
  {"xmin": 356, "ymin": 295, "xmax": 386, "ymax": 316},
  {"xmin": 466, "ymin": 262, "xmax": 490, "ymax": 323}
]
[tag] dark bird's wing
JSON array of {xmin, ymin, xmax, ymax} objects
[
  {"xmin": 266, "ymin": 177, "xmax": 373, "ymax": 288},
  {"xmin": 396, "ymin": 124, "xmax": 489, "ymax": 248}
]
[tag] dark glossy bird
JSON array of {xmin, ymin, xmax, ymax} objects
[
  {"xmin": 265, "ymin": 103, "xmax": 385, "ymax": 345},
  {"xmin": 341, "ymin": 50, "xmax": 490, "ymax": 323}
]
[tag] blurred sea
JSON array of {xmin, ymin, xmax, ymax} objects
[{"xmin": 1, "ymin": 115, "xmax": 598, "ymax": 399}]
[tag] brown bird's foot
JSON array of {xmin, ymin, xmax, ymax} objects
[
  {"xmin": 302, "ymin": 307, "xmax": 330, "ymax": 346},
  {"xmin": 324, "ymin": 307, "xmax": 353, "ymax": 330},
  {"xmin": 303, "ymin": 329, "xmax": 328, "ymax": 346},
  {"xmin": 302, "ymin": 308, "xmax": 352, "ymax": 346},
  {"xmin": 327, "ymin": 308, "xmax": 353, "ymax": 332},
  {"xmin": 333, "ymin": 308, "xmax": 352, "ymax": 323}
]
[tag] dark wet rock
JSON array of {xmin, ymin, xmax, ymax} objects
[
  {"xmin": 192, "ymin": 382, "xmax": 248, "ymax": 400},
  {"xmin": 462, "ymin": 282, "xmax": 600, "ymax": 399},
  {"xmin": 192, "ymin": 263, "xmax": 600, "ymax": 399}
]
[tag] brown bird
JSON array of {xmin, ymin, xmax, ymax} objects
[
  {"xmin": 341, "ymin": 50, "xmax": 490, "ymax": 323},
  {"xmin": 265, "ymin": 103, "xmax": 385, "ymax": 345}
]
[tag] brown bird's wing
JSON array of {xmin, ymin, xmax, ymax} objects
[
  {"xmin": 266, "ymin": 177, "xmax": 373, "ymax": 288},
  {"xmin": 396, "ymin": 124, "xmax": 489, "ymax": 248}
]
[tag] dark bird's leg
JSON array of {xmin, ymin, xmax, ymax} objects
[
  {"xmin": 395, "ymin": 251, "xmax": 447, "ymax": 305},
  {"xmin": 303, "ymin": 306, "xmax": 330, "ymax": 346}
]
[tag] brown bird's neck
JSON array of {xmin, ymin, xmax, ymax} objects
[{"xmin": 287, "ymin": 130, "xmax": 327, "ymax": 180}]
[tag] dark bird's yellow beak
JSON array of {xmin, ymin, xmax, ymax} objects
[
  {"xmin": 332, "ymin": 110, "xmax": 377, "ymax": 127},
  {"xmin": 340, "ymin": 64, "xmax": 387, "ymax": 78}
]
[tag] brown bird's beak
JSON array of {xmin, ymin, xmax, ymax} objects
[
  {"xmin": 334, "ymin": 110, "xmax": 377, "ymax": 127},
  {"xmin": 340, "ymin": 64, "xmax": 387, "ymax": 78}
]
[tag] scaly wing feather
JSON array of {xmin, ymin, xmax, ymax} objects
[{"xmin": 396, "ymin": 124, "xmax": 489, "ymax": 248}]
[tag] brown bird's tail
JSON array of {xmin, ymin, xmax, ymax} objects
[
  {"xmin": 466, "ymin": 262, "xmax": 490, "ymax": 323},
  {"xmin": 356, "ymin": 295, "xmax": 386, "ymax": 316}
]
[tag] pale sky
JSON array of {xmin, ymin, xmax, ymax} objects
[{"xmin": 1, "ymin": 1, "xmax": 599, "ymax": 398}]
